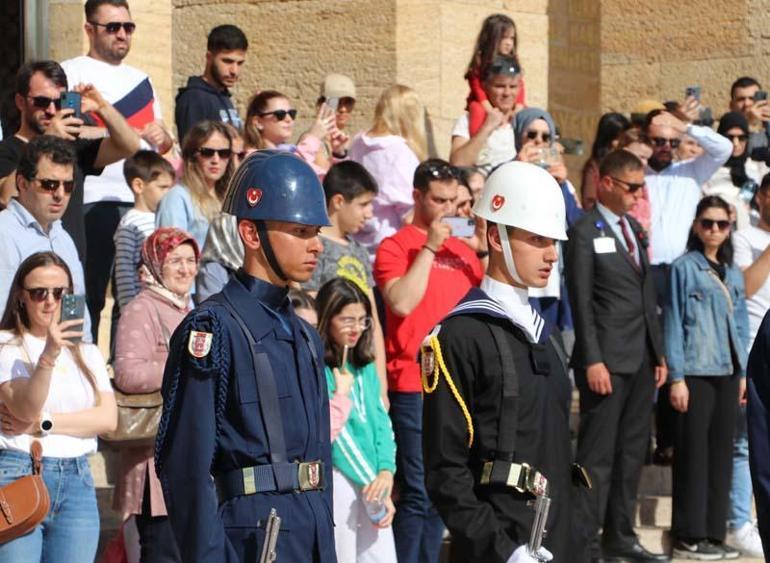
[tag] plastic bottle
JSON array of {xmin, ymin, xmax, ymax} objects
[{"xmin": 364, "ymin": 498, "xmax": 387, "ymax": 524}]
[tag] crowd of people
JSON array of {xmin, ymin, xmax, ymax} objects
[{"xmin": 1, "ymin": 1, "xmax": 770, "ymax": 562}]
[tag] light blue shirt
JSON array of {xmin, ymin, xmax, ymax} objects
[
  {"xmin": 155, "ymin": 184, "xmax": 210, "ymax": 250},
  {"xmin": 596, "ymin": 202, "xmax": 641, "ymax": 265},
  {"xmin": 0, "ymin": 200, "xmax": 92, "ymax": 341}
]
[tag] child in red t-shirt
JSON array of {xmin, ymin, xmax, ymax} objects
[{"xmin": 465, "ymin": 14, "xmax": 526, "ymax": 137}]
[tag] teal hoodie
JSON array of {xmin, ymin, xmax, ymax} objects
[{"xmin": 325, "ymin": 362, "xmax": 396, "ymax": 487}]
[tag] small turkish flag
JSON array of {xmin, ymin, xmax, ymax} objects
[
  {"xmin": 491, "ymin": 195, "xmax": 505, "ymax": 211},
  {"xmin": 246, "ymin": 188, "xmax": 263, "ymax": 207}
]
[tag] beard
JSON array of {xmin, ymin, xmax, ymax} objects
[
  {"xmin": 648, "ymin": 152, "xmax": 672, "ymax": 172},
  {"xmin": 210, "ymin": 64, "xmax": 232, "ymax": 90},
  {"xmin": 27, "ymin": 113, "xmax": 47, "ymax": 135}
]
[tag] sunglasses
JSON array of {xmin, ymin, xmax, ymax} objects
[
  {"xmin": 34, "ymin": 178, "xmax": 75, "ymax": 194},
  {"xmin": 526, "ymin": 130, "xmax": 551, "ymax": 143},
  {"xmin": 88, "ymin": 21, "xmax": 137, "ymax": 34},
  {"xmin": 27, "ymin": 96, "xmax": 62, "ymax": 110},
  {"xmin": 258, "ymin": 109, "xmax": 298, "ymax": 121},
  {"xmin": 426, "ymin": 163, "xmax": 460, "ymax": 181},
  {"xmin": 24, "ymin": 287, "xmax": 68, "ymax": 302},
  {"xmin": 609, "ymin": 176, "xmax": 645, "ymax": 193},
  {"xmin": 726, "ymin": 134, "xmax": 748, "ymax": 142},
  {"xmin": 651, "ymin": 137, "xmax": 682, "ymax": 149},
  {"xmin": 197, "ymin": 147, "xmax": 232, "ymax": 159},
  {"xmin": 699, "ymin": 218, "xmax": 731, "ymax": 231}
]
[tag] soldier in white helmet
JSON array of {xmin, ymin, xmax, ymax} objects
[{"xmin": 422, "ymin": 161, "xmax": 584, "ymax": 563}]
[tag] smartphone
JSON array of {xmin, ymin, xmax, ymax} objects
[
  {"xmin": 560, "ymin": 138, "xmax": 584, "ymax": 156},
  {"xmin": 685, "ymin": 85, "xmax": 701, "ymax": 102},
  {"xmin": 442, "ymin": 216, "xmax": 475, "ymax": 238},
  {"xmin": 60, "ymin": 91, "xmax": 82, "ymax": 119},
  {"xmin": 755, "ymin": 90, "xmax": 768, "ymax": 102},
  {"xmin": 60, "ymin": 294, "xmax": 85, "ymax": 343},
  {"xmin": 326, "ymin": 97, "xmax": 339, "ymax": 111}
]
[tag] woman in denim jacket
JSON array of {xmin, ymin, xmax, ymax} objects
[{"xmin": 665, "ymin": 195, "xmax": 750, "ymax": 560}]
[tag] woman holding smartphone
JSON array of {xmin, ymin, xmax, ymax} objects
[{"xmin": 0, "ymin": 251, "xmax": 117, "ymax": 562}]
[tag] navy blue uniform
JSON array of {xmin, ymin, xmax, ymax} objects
[
  {"xmin": 748, "ymin": 310, "xmax": 770, "ymax": 558},
  {"xmin": 155, "ymin": 270, "xmax": 336, "ymax": 562}
]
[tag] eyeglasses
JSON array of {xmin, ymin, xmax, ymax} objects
[
  {"xmin": 526, "ymin": 130, "xmax": 551, "ymax": 143},
  {"xmin": 258, "ymin": 109, "xmax": 298, "ymax": 121},
  {"xmin": 88, "ymin": 21, "xmax": 137, "ymax": 34},
  {"xmin": 233, "ymin": 151, "xmax": 246, "ymax": 160},
  {"xmin": 24, "ymin": 287, "xmax": 68, "ymax": 302},
  {"xmin": 164, "ymin": 257, "xmax": 198, "ymax": 269},
  {"xmin": 699, "ymin": 218, "xmax": 731, "ymax": 231},
  {"xmin": 34, "ymin": 178, "xmax": 75, "ymax": 194},
  {"xmin": 609, "ymin": 176, "xmax": 645, "ymax": 194},
  {"xmin": 425, "ymin": 163, "xmax": 460, "ymax": 181},
  {"xmin": 726, "ymin": 134, "xmax": 748, "ymax": 142},
  {"xmin": 197, "ymin": 147, "xmax": 232, "ymax": 159},
  {"xmin": 27, "ymin": 96, "xmax": 62, "ymax": 110},
  {"xmin": 338, "ymin": 316, "xmax": 373, "ymax": 330},
  {"xmin": 650, "ymin": 137, "xmax": 682, "ymax": 149}
]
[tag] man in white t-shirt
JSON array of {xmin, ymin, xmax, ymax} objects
[
  {"xmin": 728, "ymin": 173, "xmax": 770, "ymax": 557},
  {"xmin": 449, "ymin": 56, "xmax": 518, "ymax": 176},
  {"xmin": 61, "ymin": 0, "xmax": 173, "ymax": 343}
]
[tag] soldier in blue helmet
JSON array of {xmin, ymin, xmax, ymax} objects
[{"xmin": 155, "ymin": 150, "xmax": 337, "ymax": 562}]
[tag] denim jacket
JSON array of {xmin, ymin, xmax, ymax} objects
[{"xmin": 665, "ymin": 251, "xmax": 750, "ymax": 381}]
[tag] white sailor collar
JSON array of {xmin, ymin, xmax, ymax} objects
[{"xmin": 480, "ymin": 275, "xmax": 544, "ymax": 343}]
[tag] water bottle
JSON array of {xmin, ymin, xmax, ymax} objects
[{"xmin": 364, "ymin": 497, "xmax": 387, "ymax": 524}]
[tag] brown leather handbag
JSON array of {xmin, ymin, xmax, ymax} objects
[
  {"xmin": 0, "ymin": 441, "xmax": 50, "ymax": 544},
  {"xmin": 99, "ymin": 387, "xmax": 163, "ymax": 447}
]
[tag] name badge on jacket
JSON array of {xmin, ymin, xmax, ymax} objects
[{"xmin": 593, "ymin": 237, "xmax": 616, "ymax": 254}]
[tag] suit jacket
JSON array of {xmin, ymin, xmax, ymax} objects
[{"xmin": 565, "ymin": 207, "xmax": 664, "ymax": 374}]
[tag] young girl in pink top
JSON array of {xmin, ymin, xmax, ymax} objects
[{"xmin": 465, "ymin": 14, "xmax": 526, "ymax": 137}]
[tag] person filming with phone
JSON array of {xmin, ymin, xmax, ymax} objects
[{"xmin": 0, "ymin": 250, "xmax": 117, "ymax": 562}]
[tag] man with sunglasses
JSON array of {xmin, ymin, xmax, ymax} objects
[
  {"xmin": 566, "ymin": 150, "xmax": 669, "ymax": 562},
  {"xmin": 0, "ymin": 135, "xmax": 92, "ymax": 341},
  {"xmin": 61, "ymin": 0, "xmax": 174, "ymax": 342},
  {"xmin": 175, "ymin": 24, "xmax": 248, "ymax": 143},
  {"xmin": 0, "ymin": 60, "xmax": 140, "ymax": 260}
]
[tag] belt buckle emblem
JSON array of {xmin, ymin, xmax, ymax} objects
[{"xmin": 298, "ymin": 461, "xmax": 321, "ymax": 490}]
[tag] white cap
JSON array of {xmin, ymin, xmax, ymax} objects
[{"xmin": 473, "ymin": 161, "xmax": 567, "ymax": 241}]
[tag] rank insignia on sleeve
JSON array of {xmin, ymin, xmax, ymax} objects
[{"xmin": 188, "ymin": 330, "xmax": 213, "ymax": 358}]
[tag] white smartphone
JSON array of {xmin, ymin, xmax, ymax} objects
[
  {"xmin": 442, "ymin": 216, "xmax": 475, "ymax": 238},
  {"xmin": 326, "ymin": 97, "xmax": 339, "ymax": 111}
]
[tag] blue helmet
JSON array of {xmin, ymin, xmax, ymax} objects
[{"xmin": 222, "ymin": 149, "xmax": 330, "ymax": 226}]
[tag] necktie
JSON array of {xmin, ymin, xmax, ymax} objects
[{"xmin": 618, "ymin": 218, "xmax": 640, "ymax": 269}]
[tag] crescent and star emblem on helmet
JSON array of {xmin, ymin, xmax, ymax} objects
[
  {"xmin": 246, "ymin": 188, "xmax": 263, "ymax": 207},
  {"xmin": 491, "ymin": 194, "xmax": 505, "ymax": 212}
]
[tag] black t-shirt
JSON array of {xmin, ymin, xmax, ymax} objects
[
  {"xmin": 0, "ymin": 134, "xmax": 103, "ymax": 261},
  {"xmin": 706, "ymin": 256, "xmax": 727, "ymax": 281}
]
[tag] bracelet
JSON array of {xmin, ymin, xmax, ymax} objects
[
  {"xmin": 422, "ymin": 244, "xmax": 437, "ymax": 255},
  {"xmin": 670, "ymin": 380, "xmax": 685, "ymax": 386},
  {"xmin": 332, "ymin": 150, "xmax": 348, "ymax": 159}
]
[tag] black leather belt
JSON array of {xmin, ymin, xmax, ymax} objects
[{"xmin": 215, "ymin": 460, "xmax": 325, "ymax": 502}]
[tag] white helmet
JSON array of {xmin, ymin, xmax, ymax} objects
[
  {"xmin": 472, "ymin": 161, "xmax": 567, "ymax": 285},
  {"xmin": 473, "ymin": 161, "xmax": 567, "ymax": 240}
]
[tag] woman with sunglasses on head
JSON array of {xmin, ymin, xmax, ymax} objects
[
  {"xmin": 244, "ymin": 90, "xmax": 341, "ymax": 176},
  {"xmin": 703, "ymin": 112, "xmax": 769, "ymax": 231},
  {"xmin": 0, "ymin": 251, "xmax": 117, "ymax": 562},
  {"xmin": 113, "ymin": 228, "xmax": 199, "ymax": 563},
  {"xmin": 316, "ymin": 277, "xmax": 397, "ymax": 563},
  {"xmin": 155, "ymin": 120, "xmax": 233, "ymax": 249},
  {"xmin": 665, "ymin": 196, "xmax": 749, "ymax": 560}
]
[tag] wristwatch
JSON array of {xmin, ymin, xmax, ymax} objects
[{"xmin": 39, "ymin": 412, "xmax": 53, "ymax": 437}]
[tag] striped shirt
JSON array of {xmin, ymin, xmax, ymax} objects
[{"xmin": 114, "ymin": 209, "xmax": 156, "ymax": 308}]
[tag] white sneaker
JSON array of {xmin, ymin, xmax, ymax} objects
[{"xmin": 726, "ymin": 521, "xmax": 764, "ymax": 557}]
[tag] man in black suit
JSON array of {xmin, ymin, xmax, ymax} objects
[{"xmin": 566, "ymin": 149, "xmax": 669, "ymax": 562}]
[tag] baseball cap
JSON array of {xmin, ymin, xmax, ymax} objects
[{"xmin": 321, "ymin": 74, "xmax": 356, "ymax": 100}]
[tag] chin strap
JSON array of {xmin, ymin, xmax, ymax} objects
[
  {"xmin": 254, "ymin": 220, "xmax": 288, "ymax": 282},
  {"xmin": 498, "ymin": 225, "xmax": 524, "ymax": 285}
]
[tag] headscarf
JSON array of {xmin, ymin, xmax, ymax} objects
[
  {"xmin": 717, "ymin": 111, "xmax": 750, "ymax": 188},
  {"xmin": 513, "ymin": 108, "xmax": 556, "ymax": 147},
  {"xmin": 140, "ymin": 227, "xmax": 200, "ymax": 309},
  {"xmin": 200, "ymin": 213, "xmax": 244, "ymax": 273}
]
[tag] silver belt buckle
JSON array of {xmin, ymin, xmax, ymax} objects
[{"xmin": 297, "ymin": 461, "xmax": 322, "ymax": 491}]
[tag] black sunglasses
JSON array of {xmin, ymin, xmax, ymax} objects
[
  {"xmin": 699, "ymin": 218, "xmax": 731, "ymax": 231},
  {"xmin": 34, "ymin": 178, "xmax": 75, "ymax": 194},
  {"xmin": 88, "ymin": 21, "xmax": 137, "ymax": 34},
  {"xmin": 609, "ymin": 176, "xmax": 645, "ymax": 193},
  {"xmin": 726, "ymin": 134, "xmax": 748, "ymax": 142},
  {"xmin": 24, "ymin": 287, "xmax": 68, "ymax": 302},
  {"xmin": 526, "ymin": 130, "xmax": 551, "ymax": 143},
  {"xmin": 258, "ymin": 109, "xmax": 298, "ymax": 121},
  {"xmin": 426, "ymin": 163, "xmax": 460, "ymax": 180},
  {"xmin": 651, "ymin": 137, "xmax": 682, "ymax": 149},
  {"xmin": 27, "ymin": 96, "xmax": 62, "ymax": 110},
  {"xmin": 197, "ymin": 147, "xmax": 232, "ymax": 159}
]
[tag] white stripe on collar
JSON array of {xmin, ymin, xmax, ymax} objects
[{"xmin": 480, "ymin": 276, "xmax": 543, "ymax": 343}]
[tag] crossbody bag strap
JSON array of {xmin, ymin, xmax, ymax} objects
[{"xmin": 488, "ymin": 323, "xmax": 519, "ymax": 465}]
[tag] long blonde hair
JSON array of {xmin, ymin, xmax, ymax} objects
[
  {"xmin": 369, "ymin": 84, "xmax": 428, "ymax": 161},
  {"xmin": 181, "ymin": 121, "xmax": 233, "ymax": 221}
]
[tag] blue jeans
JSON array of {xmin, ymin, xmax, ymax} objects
[
  {"xmin": 729, "ymin": 406, "xmax": 752, "ymax": 529},
  {"xmin": 388, "ymin": 391, "xmax": 444, "ymax": 563},
  {"xmin": 0, "ymin": 450, "xmax": 99, "ymax": 563}
]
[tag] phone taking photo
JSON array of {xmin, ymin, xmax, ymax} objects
[
  {"xmin": 326, "ymin": 97, "xmax": 340, "ymax": 111},
  {"xmin": 755, "ymin": 90, "xmax": 768, "ymax": 102},
  {"xmin": 685, "ymin": 85, "xmax": 702, "ymax": 102},
  {"xmin": 442, "ymin": 216, "xmax": 475, "ymax": 238},
  {"xmin": 61, "ymin": 91, "xmax": 82, "ymax": 120},
  {"xmin": 60, "ymin": 294, "xmax": 85, "ymax": 343}
]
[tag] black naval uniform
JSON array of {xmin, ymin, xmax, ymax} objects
[{"xmin": 422, "ymin": 288, "xmax": 578, "ymax": 563}]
